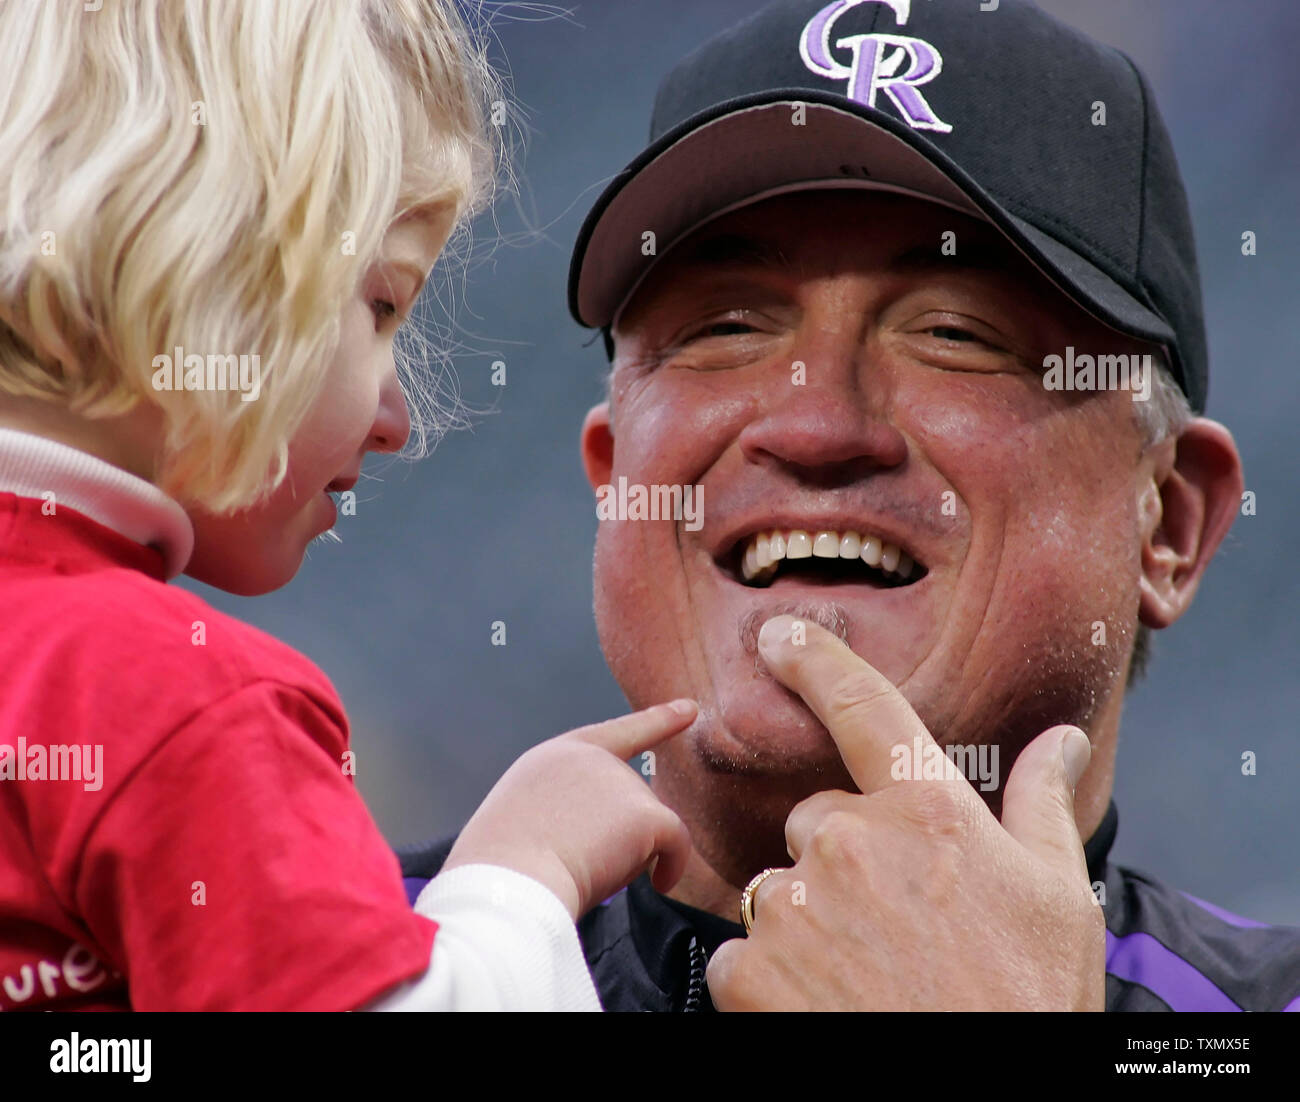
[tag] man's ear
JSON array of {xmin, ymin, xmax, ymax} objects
[
  {"xmin": 1138, "ymin": 418, "xmax": 1244, "ymax": 629},
  {"xmin": 581, "ymin": 402, "xmax": 613, "ymax": 493}
]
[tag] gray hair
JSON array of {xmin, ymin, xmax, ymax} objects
[
  {"xmin": 1134, "ymin": 350, "xmax": 1195, "ymax": 447},
  {"xmin": 1127, "ymin": 350, "xmax": 1194, "ymax": 686}
]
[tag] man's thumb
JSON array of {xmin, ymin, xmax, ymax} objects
[{"xmin": 1000, "ymin": 725, "xmax": 1092, "ymax": 881}]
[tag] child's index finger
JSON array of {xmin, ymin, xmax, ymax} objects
[{"xmin": 561, "ymin": 699, "xmax": 698, "ymax": 760}]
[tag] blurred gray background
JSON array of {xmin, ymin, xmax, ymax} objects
[{"xmin": 184, "ymin": 0, "xmax": 1300, "ymax": 922}]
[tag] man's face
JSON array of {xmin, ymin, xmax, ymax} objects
[{"xmin": 584, "ymin": 191, "xmax": 1156, "ymax": 797}]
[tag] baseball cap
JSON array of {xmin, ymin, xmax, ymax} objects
[{"xmin": 568, "ymin": 0, "xmax": 1208, "ymax": 412}]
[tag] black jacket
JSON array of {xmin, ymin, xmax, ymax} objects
[{"xmin": 396, "ymin": 802, "xmax": 1300, "ymax": 1012}]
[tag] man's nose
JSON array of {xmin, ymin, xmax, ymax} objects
[
  {"xmin": 368, "ymin": 364, "xmax": 412, "ymax": 454},
  {"xmin": 736, "ymin": 347, "xmax": 907, "ymax": 482}
]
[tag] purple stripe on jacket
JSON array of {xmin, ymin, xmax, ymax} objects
[{"xmin": 1105, "ymin": 930, "xmax": 1241, "ymax": 1011}]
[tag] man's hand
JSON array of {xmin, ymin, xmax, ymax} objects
[{"xmin": 706, "ymin": 616, "xmax": 1105, "ymax": 1011}]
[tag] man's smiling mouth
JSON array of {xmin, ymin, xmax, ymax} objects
[{"xmin": 724, "ymin": 528, "xmax": 926, "ymax": 589}]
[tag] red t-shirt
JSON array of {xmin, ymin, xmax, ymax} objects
[{"xmin": 0, "ymin": 493, "xmax": 436, "ymax": 1010}]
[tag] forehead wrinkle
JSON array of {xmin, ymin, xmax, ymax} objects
[
  {"xmin": 671, "ymin": 222, "xmax": 1025, "ymax": 294},
  {"xmin": 676, "ymin": 232, "xmax": 793, "ymax": 273},
  {"xmin": 889, "ymin": 239, "xmax": 1022, "ymax": 276},
  {"xmin": 614, "ymin": 197, "xmax": 1089, "ymax": 355}
]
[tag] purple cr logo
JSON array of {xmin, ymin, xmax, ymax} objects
[{"xmin": 800, "ymin": 0, "xmax": 953, "ymax": 133}]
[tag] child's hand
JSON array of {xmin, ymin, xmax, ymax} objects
[{"xmin": 441, "ymin": 700, "xmax": 697, "ymax": 920}]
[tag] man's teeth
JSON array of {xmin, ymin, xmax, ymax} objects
[{"xmin": 739, "ymin": 529, "xmax": 915, "ymax": 584}]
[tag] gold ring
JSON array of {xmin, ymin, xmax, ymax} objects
[{"xmin": 740, "ymin": 867, "xmax": 784, "ymax": 933}]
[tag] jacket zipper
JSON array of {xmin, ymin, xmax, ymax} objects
[{"xmin": 683, "ymin": 936, "xmax": 707, "ymax": 1012}]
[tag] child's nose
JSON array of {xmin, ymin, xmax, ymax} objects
[{"xmin": 369, "ymin": 370, "xmax": 411, "ymax": 454}]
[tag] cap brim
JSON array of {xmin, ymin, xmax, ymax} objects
[{"xmin": 569, "ymin": 91, "xmax": 1176, "ymax": 355}]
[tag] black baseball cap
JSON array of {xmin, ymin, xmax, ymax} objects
[{"xmin": 568, "ymin": 0, "xmax": 1208, "ymax": 412}]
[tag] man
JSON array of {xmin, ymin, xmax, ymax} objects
[{"xmin": 400, "ymin": 0, "xmax": 1300, "ymax": 1010}]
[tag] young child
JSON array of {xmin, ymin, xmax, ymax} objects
[{"xmin": 0, "ymin": 0, "xmax": 694, "ymax": 1010}]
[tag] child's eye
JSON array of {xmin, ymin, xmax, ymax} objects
[{"xmin": 371, "ymin": 299, "xmax": 398, "ymax": 324}]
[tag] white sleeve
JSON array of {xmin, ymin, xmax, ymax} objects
[{"xmin": 359, "ymin": 864, "xmax": 603, "ymax": 1012}]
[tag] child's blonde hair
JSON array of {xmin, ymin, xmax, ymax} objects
[{"xmin": 0, "ymin": 0, "xmax": 501, "ymax": 510}]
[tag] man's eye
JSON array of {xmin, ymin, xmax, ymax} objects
[
  {"xmin": 688, "ymin": 319, "xmax": 757, "ymax": 340},
  {"xmin": 929, "ymin": 325, "xmax": 980, "ymax": 342}
]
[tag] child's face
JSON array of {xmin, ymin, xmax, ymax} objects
[{"xmin": 184, "ymin": 211, "xmax": 453, "ymax": 595}]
